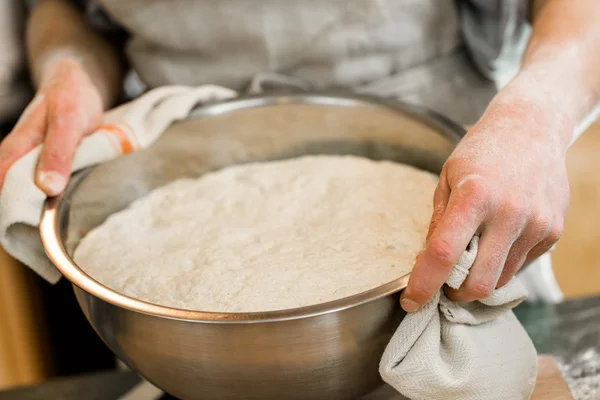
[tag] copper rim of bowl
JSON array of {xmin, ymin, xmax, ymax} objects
[
  {"xmin": 41, "ymin": 200, "xmax": 410, "ymax": 324},
  {"xmin": 39, "ymin": 92, "xmax": 465, "ymax": 324}
]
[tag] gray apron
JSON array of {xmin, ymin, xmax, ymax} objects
[{"xmin": 98, "ymin": 0, "xmax": 497, "ymax": 125}]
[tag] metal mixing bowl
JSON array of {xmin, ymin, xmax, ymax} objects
[{"xmin": 40, "ymin": 92, "xmax": 465, "ymax": 400}]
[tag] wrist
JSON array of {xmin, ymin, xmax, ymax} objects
[
  {"xmin": 35, "ymin": 48, "xmax": 83, "ymax": 88},
  {"xmin": 34, "ymin": 48, "xmax": 114, "ymax": 110},
  {"xmin": 487, "ymin": 72, "xmax": 576, "ymax": 152},
  {"xmin": 27, "ymin": 1, "xmax": 122, "ymax": 109}
]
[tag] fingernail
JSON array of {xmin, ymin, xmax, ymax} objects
[
  {"xmin": 38, "ymin": 171, "xmax": 66, "ymax": 196},
  {"xmin": 400, "ymin": 297, "xmax": 420, "ymax": 313}
]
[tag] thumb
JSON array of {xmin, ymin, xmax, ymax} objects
[
  {"xmin": 426, "ymin": 174, "xmax": 450, "ymax": 242},
  {"xmin": 35, "ymin": 101, "xmax": 95, "ymax": 196}
]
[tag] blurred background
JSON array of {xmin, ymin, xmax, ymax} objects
[{"xmin": 0, "ymin": 0, "xmax": 599, "ymax": 393}]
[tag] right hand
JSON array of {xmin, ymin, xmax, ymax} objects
[{"xmin": 0, "ymin": 57, "xmax": 103, "ymax": 196}]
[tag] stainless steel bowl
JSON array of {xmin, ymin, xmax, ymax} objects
[{"xmin": 40, "ymin": 92, "xmax": 465, "ymax": 400}]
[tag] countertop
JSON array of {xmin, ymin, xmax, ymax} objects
[
  {"xmin": 516, "ymin": 296, "xmax": 600, "ymax": 399},
  {"xmin": 1, "ymin": 296, "xmax": 599, "ymax": 400}
]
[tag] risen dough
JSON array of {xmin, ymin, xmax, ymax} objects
[{"xmin": 74, "ymin": 155, "xmax": 438, "ymax": 312}]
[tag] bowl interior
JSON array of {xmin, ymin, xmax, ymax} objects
[{"xmin": 43, "ymin": 93, "xmax": 463, "ymax": 321}]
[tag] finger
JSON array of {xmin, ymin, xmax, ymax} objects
[
  {"xmin": 526, "ymin": 218, "xmax": 564, "ymax": 261},
  {"xmin": 426, "ymin": 172, "xmax": 450, "ymax": 242},
  {"xmin": 446, "ymin": 223, "xmax": 516, "ymax": 302},
  {"xmin": 494, "ymin": 237, "xmax": 535, "ymax": 289},
  {"xmin": 35, "ymin": 100, "xmax": 90, "ymax": 196},
  {"xmin": 495, "ymin": 213, "xmax": 553, "ymax": 288},
  {"xmin": 401, "ymin": 176, "xmax": 487, "ymax": 312},
  {"xmin": 0, "ymin": 95, "xmax": 47, "ymax": 190}
]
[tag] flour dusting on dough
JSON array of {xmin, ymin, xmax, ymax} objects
[{"xmin": 74, "ymin": 155, "xmax": 438, "ymax": 312}]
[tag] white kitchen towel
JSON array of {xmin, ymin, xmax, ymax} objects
[
  {"xmin": 0, "ymin": 84, "xmax": 237, "ymax": 283},
  {"xmin": 380, "ymin": 236, "xmax": 538, "ymax": 400}
]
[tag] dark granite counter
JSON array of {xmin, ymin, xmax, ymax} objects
[
  {"xmin": 516, "ymin": 296, "xmax": 600, "ymax": 399},
  {"xmin": 2, "ymin": 296, "xmax": 599, "ymax": 400}
]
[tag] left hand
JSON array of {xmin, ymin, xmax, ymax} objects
[{"xmin": 400, "ymin": 96, "xmax": 572, "ymax": 312}]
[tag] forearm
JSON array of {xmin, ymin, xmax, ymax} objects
[
  {"xmin": 492, "ymin": 0, "xmax": 600, "ymax": 148},
  {"xmin": 26, "ymin": 0, "xmax": 124, "ymax": 109}
]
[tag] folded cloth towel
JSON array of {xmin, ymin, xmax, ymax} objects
[
  {"xmin": 0, "ymin": 85, "xmax": 237, "ymax": 283},
  {"xmin": 380, "ymin": 236, "xmax": 538, "ymax": 400}
]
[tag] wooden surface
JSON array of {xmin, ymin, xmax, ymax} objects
[
  {"xmin": 532, "ymin": 355, "xmax": 573, "ymax": 400},
  {"xmin": 0, "ymin": 248, "xmax": 50, "ymax": 390},
  {"xmin": 553, "ymin": 122, "xmax": 600, "ymax": 298}
]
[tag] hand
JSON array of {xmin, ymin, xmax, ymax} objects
[
  {"xmin": 400, "ymin": 97, "xmax": 572, "ymax": 312},
  {"xmin": 0, "ymin": 57, "xmax": 103, "ymax": 196}
]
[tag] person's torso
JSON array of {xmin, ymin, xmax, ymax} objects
[
  {"xmin": 99, "ymin": 0, "xmax": 461, "ymax": 89},
  {"xmin": 98, "ymin": 0, "xmax": 497, "ymax": 124}
]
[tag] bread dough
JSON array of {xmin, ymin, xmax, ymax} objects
[{"xmin": 74, "ymin": 155, "xmax": 438, "ymax": 312}]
